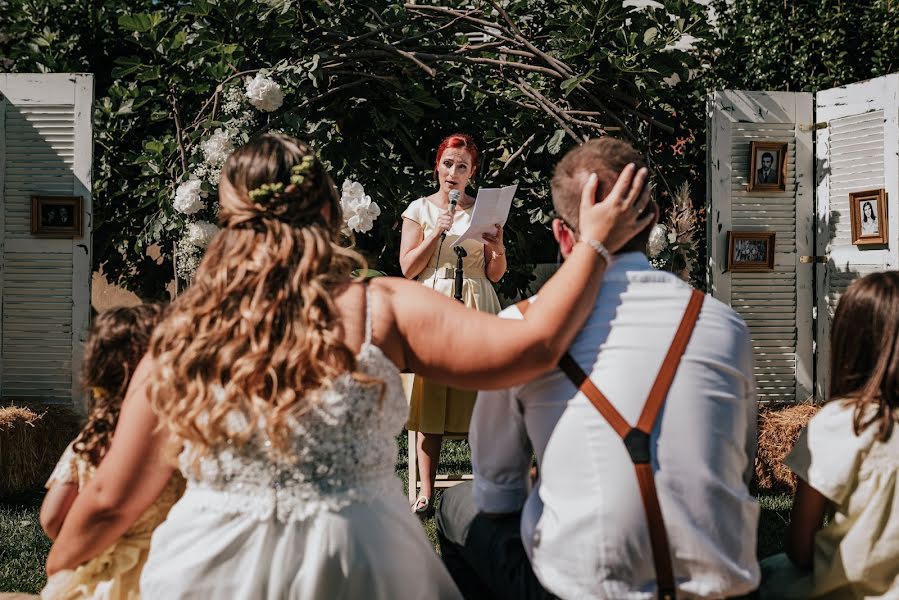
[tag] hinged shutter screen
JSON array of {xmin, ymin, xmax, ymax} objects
[
  {"xmin": 815, "ymin": 74, "xmax": 899, "ymax": 400},
  {"xmin": 707, "ymin": 91, "xmax": 814, "ymax": 404},
  {"xmin": 0, "ymin": 74, "xmax": 93, "ymax": 407}
]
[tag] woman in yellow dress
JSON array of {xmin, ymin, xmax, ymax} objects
[
  {"xmin": 39, "ymin": 305, "xmax": 185, "ymax": 599},
  {"xmin": 399, "ymin": 133, "xmax": 505, "ymax": 517}
]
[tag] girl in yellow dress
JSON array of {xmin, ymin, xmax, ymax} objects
[
  {"xmin": 40, "ymin": 305, "xmax": 185, "ymax": 600},
  {"xmin": 399, "ymin": 133, "xmax": 505, "ymax": 517}
]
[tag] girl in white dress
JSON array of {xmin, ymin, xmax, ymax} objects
[
  {"xmin": 44, "ymin": 133, "xmax": 654, "ymax": 599},
  {"xmin": 760, "ymin": 271, "xmax": 899, "ymax": 598}
]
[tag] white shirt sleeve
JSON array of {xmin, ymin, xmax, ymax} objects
[
  {"xmin": 740, "ymin": 327, "xmax": 759, "ymax": 487},
  {"xmin": 470, "ymin": 386, "xmax": 532, "ymax": 513},
  {"xmin": 784, "ymin": 401, "xmax": 876, "ymax": 505}
]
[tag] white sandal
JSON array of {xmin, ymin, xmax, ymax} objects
[{"xmin": 411, "ymin": 495, "xmax": 434, "ymax": 518}]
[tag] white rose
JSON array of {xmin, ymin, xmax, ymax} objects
[
  {"xmin": 245, "ymin": 73, "xmax": 285, "ymax": 112},
  {"xmin": 201, "ymin": 129, "xmax": 234, "ymax": 168},
  {"xmin": 647, "ymin": 223, "xmax": 669, "ymax": 258},
  {"xmin": 173, "ymin": 179, "xmax": 207, "ymax": 215},
  {"xmin": 186, "ymin": 220, "xmax": 220, "ymax": 249}
]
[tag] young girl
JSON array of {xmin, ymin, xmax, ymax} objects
[
  {"xmin": 40, "ymin": 304, "xmax": 185, "ymax": 600},
  {"xmin": 760, "ymin": 271, "xmax": 899, "ymax": 598}
]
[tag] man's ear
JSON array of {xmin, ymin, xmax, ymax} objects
[{"xmin": 552, "ymin": 219, "xmax": 576, "ymax": 257}]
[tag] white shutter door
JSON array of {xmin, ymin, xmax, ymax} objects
[
  {"xmin": 0, "ymin": 74, "xmax": 93, "ymax": 408},
  {"xmin": 815, "ymin": 74, "xmax": 899, "ymax": 400},
  {"xmin": 707, "ymin": 91, "xmax": 814, "ymax": 404}
]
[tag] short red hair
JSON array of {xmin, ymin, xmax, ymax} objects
[{"xmin": 434, "ymin": 133, "xmax": 479, "ymax": 180}]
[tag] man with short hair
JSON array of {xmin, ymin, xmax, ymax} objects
[
  {"xmin": 757, "ymin": 152, "xmax": 776, "ymax": 184},
  {"xmin": 437, "ymin": 137, "xmax": 760, "ymax": 599}
]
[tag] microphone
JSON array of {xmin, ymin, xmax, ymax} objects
[{"xmin": 442, "ymin": 190, "xmax": 460, "ymax": 241}]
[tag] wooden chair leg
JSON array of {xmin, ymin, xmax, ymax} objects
[{"xmin": 407, "ymin": 429, "xmax": 417, "ymax": 504}]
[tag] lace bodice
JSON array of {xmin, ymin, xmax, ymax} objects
[{"xmin": 178, "ymin": 289, "xmax": 409, "ymax": 521}]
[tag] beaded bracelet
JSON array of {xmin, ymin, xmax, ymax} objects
[{"xmin": 583, "ymin": 239, "xmax": 611, "ymax": 264}]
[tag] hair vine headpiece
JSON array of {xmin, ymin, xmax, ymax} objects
[{"xmin": 246, "ymin": 153, "xmax": 317, "ymax": 204}]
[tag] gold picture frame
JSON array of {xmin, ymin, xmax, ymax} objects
[
  {"xmin": 727, "ymin": 231, "xmax": 776, "ymax": 272},
  {"xmin": 849, "ymin": 188, "xmax": 888, "ymax": 246},
  {"xmin": 31, "ymin": 196, "xmax": 83, "ymax": 238},
  {"xmin": 748, "ymin": 141, "xmax": 787, "ymax": 192}
]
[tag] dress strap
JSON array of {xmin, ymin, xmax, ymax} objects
[{"xmin": 364, "ymin": 283, "xmax": 373, "ymax": 345}]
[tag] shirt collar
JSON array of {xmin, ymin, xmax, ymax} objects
[{"xmin": 607, "ymin": 251, "xmax": 652, "ymax": 273}]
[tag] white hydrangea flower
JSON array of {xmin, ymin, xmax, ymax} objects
[
  {"xmin": 245, "ymin": 73, "xmax": 285, "ymax": 112},
  {"xmin": 186, "ymin": 220, "xmax": 220, "ymax": 249},
  {"xmin": 201, "ymin": 128, "xmax": 234, "ymax": 168},
  {"xmin": 340, "ymin": 179, "xmax": 381, "ymax": 234},
  {"xmin": 173, "ymin": 179, "xmax": 207, "ymax": 215},
  {"xmin": 647, "ymin": 223, "xmax": 669, "ymax": 257}
]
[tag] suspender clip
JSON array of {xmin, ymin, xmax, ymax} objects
[{"xmin": 623, "ymin": 428, "xmax": 652, "ymax": 464}]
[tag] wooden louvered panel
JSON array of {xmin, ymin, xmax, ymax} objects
[
  {"xmin": 827, "ymin": 111, "xmax": 885, "ymax": 248},
  {"xmin": 3, "ymin": 106, "xmax": 76, "ymax": 239},
  {"xmin": 707, "ymin": 91, "xmax": 814, "ymax": 404},
  {"xmin": 1, "ymin": 252, "xmax": 74, "ymax": 401},
  {"xmin": 731, "ymin": 124, "xmax": 799, "ymax": 402}
]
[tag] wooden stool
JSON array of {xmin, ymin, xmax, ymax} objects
[{"xmin": 406, "ymin": 430, "xmax": 473, "ymax": 504}]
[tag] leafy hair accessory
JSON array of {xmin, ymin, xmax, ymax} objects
[
  {"xmin": 248, "ymin": 182, "xmax": 285, "ymax": 203},
  {"xmin": 289, "ymin": 154, "xmax": 316, "ymax": 186}
]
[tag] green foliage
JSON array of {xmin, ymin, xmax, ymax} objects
[
  {"xmin": 0, "ymin": 503, "xmax": 50, "ymax": 593},
  {"xmin": 2, "ymin": 0, "xmax": 712, "ymax": 298},
  {"xmin": 709, "ymin": 0, "xmax": 899, "ymax": 92}
]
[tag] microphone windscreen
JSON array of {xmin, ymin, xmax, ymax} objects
[{"xmin": 448, "ymin": 190, "xmax": 461, "ymax": 205}]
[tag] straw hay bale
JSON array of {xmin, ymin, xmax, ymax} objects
[
  {"xmin": 754, "ymin": 402, "xmax": 819, "ymax": 494},
  {"xmin": 0, "ymin": 404, "xmax": 82, "ymax": 498}
]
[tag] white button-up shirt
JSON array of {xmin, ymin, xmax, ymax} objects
[{"xmin": 471, "ymin": 253, "xmax": 760, "ymax": 599}]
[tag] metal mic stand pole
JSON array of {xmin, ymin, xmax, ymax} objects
[{"xmin": 453, "ymin": 246, "xmax": 467, "ymax": 303}]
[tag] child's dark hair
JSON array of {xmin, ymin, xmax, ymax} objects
[
  {"xmin": 72, "ymin": 303, "xmax": 166, "ymax": 466},
  {"xmin": 830, "ymin": 271, "xmax": 899, "ymax": 441}
]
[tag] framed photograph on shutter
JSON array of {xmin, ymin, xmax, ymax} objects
[
  {"xmin": 31, "ymin": 196, "xmax": 84, "ymax": 238},
  {"xmin": 849, "ymin": 189, "xmax": 888, "ymax": 246},
  {"xmin": 727, "ymin": 231, "xmax": 776, "ymax": 272},
  {"xmin": 747, "ymin": 141, "xmax": 787, "ymax": 192}
]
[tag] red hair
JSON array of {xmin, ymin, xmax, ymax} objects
[{"xmin": 434, "ymin": 133, "xmax": 479, "ymax": 180}]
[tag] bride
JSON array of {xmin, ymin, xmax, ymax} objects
[{"xmin": 45, "ymin": 134, "xmax": 653, "ymax": 599}]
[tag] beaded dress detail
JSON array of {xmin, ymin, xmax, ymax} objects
[{"xmin": 177, "ymin": 341, "xmax": 407, "ymax": 521}]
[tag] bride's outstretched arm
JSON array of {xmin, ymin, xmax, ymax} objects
[
  {"xmin": 46, "ymin": 355, "xmax": 175, "ymax": 575},
  {"xmin": 383, "ymin": 165, "xmax": 654, "ymax": 390}
]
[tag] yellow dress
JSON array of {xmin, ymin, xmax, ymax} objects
[
  {"xmin": 42, "ymin": 443, "xmax": 186, "ymax": 600},
  {"xmin": 402, "ymin": 197, "xmax": 502, "ymax": 434}
]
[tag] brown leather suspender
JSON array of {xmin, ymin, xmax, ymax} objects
[{"xmin": 516, "ymin": 289, "xmax": 705, "ymax": 600}]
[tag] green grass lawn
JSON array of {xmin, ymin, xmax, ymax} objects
[{"xmin": 0, "ymin": 433, "xmax": 792, "ymax": 594}]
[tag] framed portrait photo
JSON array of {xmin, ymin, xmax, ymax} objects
[
  {"xmin": 748, "ymin": 141, "xmax": 787, "ymax": 192},
  {"xmin": 31, "ymin": 196, "xmax": 83, "ymax": 238},
  {"xmin": 849, "ymin": 188, "xmax": 888, "ymax": 246},
  {"xmin": 727, "ymin": 231, "xmax": 776, "ymax": 272}
]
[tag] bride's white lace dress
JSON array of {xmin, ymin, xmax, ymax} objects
[{"xmin": 140, "ymin": 297, "xmax": 462, "ymax": 599}]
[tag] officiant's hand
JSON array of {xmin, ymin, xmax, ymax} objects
[
  {"xmin": 482, "ymin": 224, "xmax": 504, "ymax": 254},
  {"xmin": 435, "ymin": 211, "xmax": 454, "ymax": 236}
]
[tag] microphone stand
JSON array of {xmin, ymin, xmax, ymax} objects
[{"xmin": 453, "ymin": 246, "xmax": 467, "ymax": 303}]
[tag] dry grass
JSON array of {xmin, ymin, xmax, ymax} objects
[
  {"xmin": 0, "ymin": 405, "xmax": 82, "ymax": 498},
  {"xmin": 755, "ymin": 402, "xmax": 818, "ymax": 494}
]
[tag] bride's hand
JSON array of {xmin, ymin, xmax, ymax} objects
[{"xmin": 578, "ymin": 164, "xmax": 657, "ymax": 254}]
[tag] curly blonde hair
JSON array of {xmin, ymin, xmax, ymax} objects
[
  {"xmin": 149, "ymin": 134, "xmax": 378, "ymax": 460},
  {"xmin": 73, "ymin": 304, "xmax": 167, "ymax": 466}
]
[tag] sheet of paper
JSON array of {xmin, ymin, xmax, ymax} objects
[{"xmin": 451, "ymin": 184, "xmax": 517, "ymax": 248}]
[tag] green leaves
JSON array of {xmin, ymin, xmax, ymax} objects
[
  {"xmin": 117, "ymin": 12, "xmax": 165, "ymax": 33},
  {"xmin": 547, "ymin": 130, "xmax": 565, "ymax": 155}
]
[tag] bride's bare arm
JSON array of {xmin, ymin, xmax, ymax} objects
[
  {"xmin": 46, "ymin": 355, "xmax": 176, "ymax": 575},
  {"xmin": 381, "ymin": 165, "xmax": 654, "ymax": 390}
]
